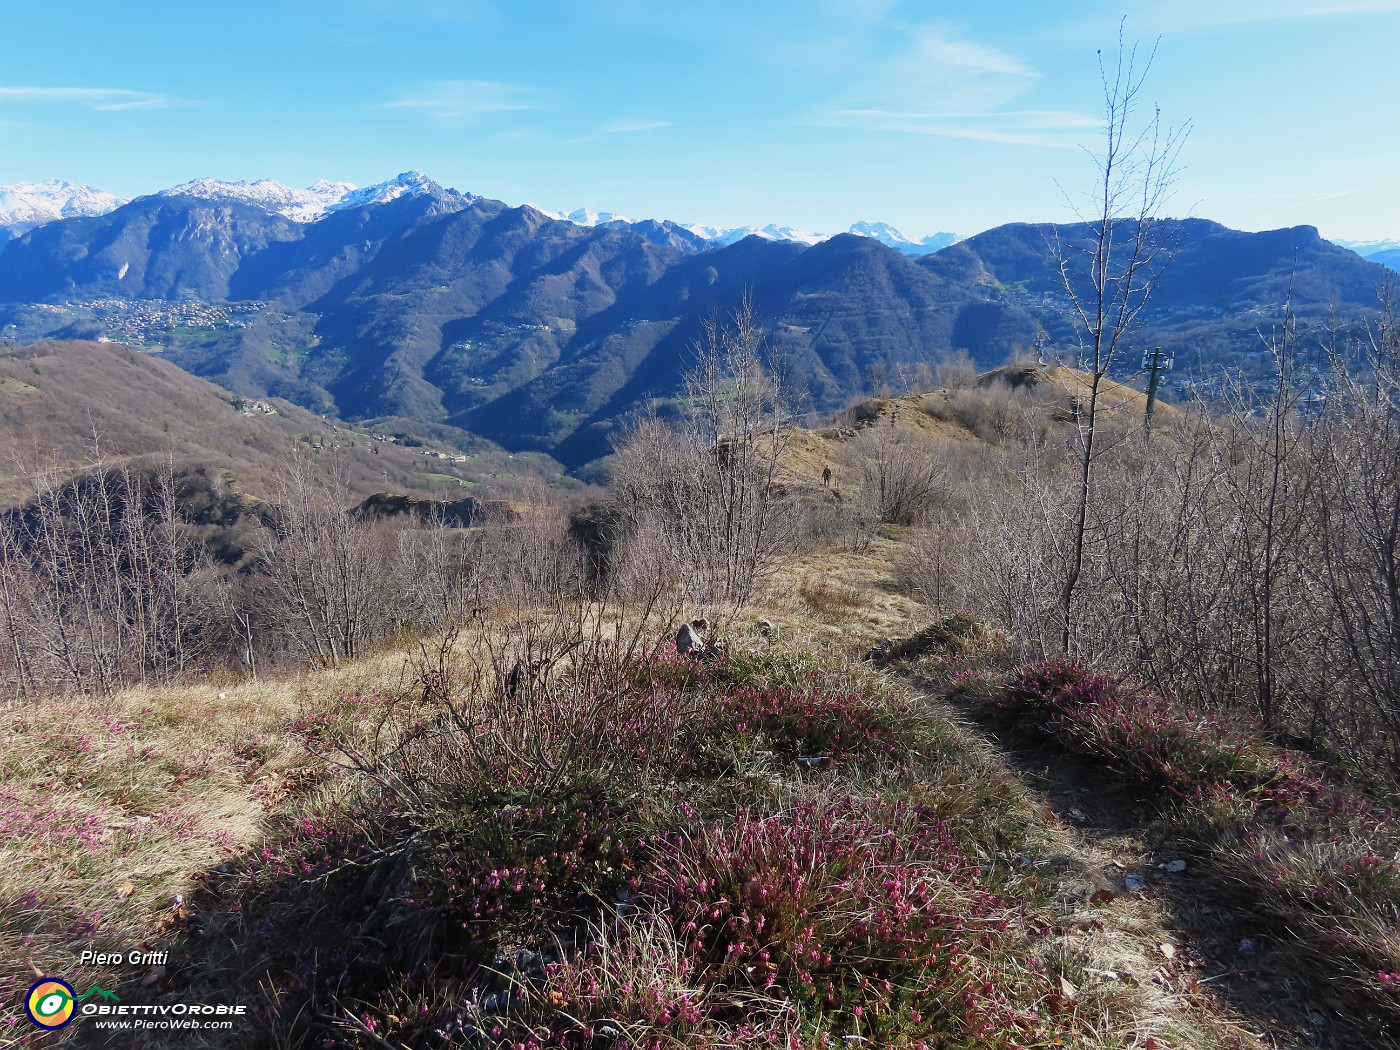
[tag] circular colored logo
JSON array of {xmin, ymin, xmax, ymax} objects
[{"xmin": 26, "ymin": 979, "xmax": 76, "ymax": 1030}]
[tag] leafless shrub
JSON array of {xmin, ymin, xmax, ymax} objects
[
  {"xmin": 944, "ymin": 381, "xmax": 1058, "ymax": 445},
  {"xmin": 245, "ymin": 451, "xmax": 501, "ymax": 668},
  {"xmin": 909, "ymin": 444, "xmax": 1072, "ymax": 656},
  {"xmin": 333, "ymin": 583, "xmax": 685, "ymax": 812},
  {"xmin": 838, "ymin": 416, "xmax": 945, "ymax": 526},
  {"xmin": 610, "ymin": 297, "xmax": 795, "ymax": 611},
  {"xmin": 472, "ymin": 503, "xmax": 587, "ymax": 611},
  {"xmin": 934, "ymin": 350, "xmax": 977, "ymax": 392},
  {"xmin": 0, "ymin": 457, "xmax": 231, "ymax": 698},
  {"xmin": 789, "ymin": 492, "xmax": 876, "ymax": 555},
  {"xmin": 391, "ymin": 510, "xmax": 482, "ymax": 629},
  {"xmin": 1309, "ymin": 346, "xmax": 1400, "ymax": 768},
  {"xmin": 246, "ymin": 454, "xmax": 409, "ymax": 667}
]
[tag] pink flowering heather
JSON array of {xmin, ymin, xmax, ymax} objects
[
  {"xmin": 720, "ymin": 684, "xmax": 914, "ymax": 760},
  {"xmin": 0, "ymin": 783, "xmax": 110, "ymax": 852},
  {"xmin": 424, "ymin": 791, "xmax": 644, "ymax": 940},
  {"xmin": 651, "ymin": 798, "xmax": 1045, "ymax": 1045}
]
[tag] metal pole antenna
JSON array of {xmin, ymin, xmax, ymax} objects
[{"xmin": 1142, "ymin": 346, "xmax": 1174, "ymax": 436}]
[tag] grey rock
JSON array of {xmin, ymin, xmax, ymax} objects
[{"xmin": 676, "ymin": 622, "xmax": 704, "ymax": 656}]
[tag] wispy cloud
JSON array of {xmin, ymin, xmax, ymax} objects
[
  {"xmin": 799, "ymin": 19, "xmax": 1049, "ymax": 144},
  {"xmin": 1255, "ymin": 189, "xmax": 1357, "ymax": 223},
  {"xmin": 898, "ymin": 27, "xmax": 1037, "ymax": 79},
  {"xmin": 812, "ymin": 105, "xmax": 1092, "ymax": 149},
  {"xmin": 823, "ymin": 108, "xmax": 1095, "ymax": 148},
  {"xmin": 838, "ymin": 109, "xmax": 1097, "ymax": 129},
  {"xmin": 380, "ymin": 79, "xmax": 545, "ymax": 120},
  {"xmin": 597, "ymin": 118, "xmax": 672, "ymax": 135},
  {"xmin": 564, "ymin": 117, "xmax": 672, "ymax": 145},
  {"xmin": 0, "ymin": 87, "xmax": 177, "ymax": 112}
]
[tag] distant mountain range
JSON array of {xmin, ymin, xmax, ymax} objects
[
  {"xmin": 547, "ymin": 207, "xmax": 959, "ymax": 255},
  {"xmin": 0, "ymin": 179, "xmax": 127, "ymax": 240},
  {"xmin": 1335, "ymin": 237, "xmax": 1400, "ymax": 256},
  {"xmin": 6, "ymin": 172, "xmax": 1394, "ymax": 269},
  {"xmin": 0, "ymin": 173, "xmax": 957, "ymax": 257},
  {"xmin": 0, "ymin": 171, "xmax": 1392, "ymax": 475},
  {"xmin": 1335, "ymin": 238, "xmax": 1400, "ymax": 274}
]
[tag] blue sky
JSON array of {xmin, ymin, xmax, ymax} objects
[{"xmin": 1, "ymin": 1, "xmax": 1397, "ymax": 241}]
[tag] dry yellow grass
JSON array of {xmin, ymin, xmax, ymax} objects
[
  {"xmin": 756, "ymin": 535, "xmax": 927, "ymax": 641},
  {"xmin": 772, "ymin": 363, "xmax": 1178, "ymax": 515},
  {"xmin": 0, "ymin": 512, "xmax": 1256, "ymax": 1050},
  {"xmin": 0, "ymin": 652, "xmax": 416, "ymax": 1025}
]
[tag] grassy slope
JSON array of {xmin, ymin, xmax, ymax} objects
[
  {"xmin": 4, "ymin": 374, "xmax": 1387, "ymax": 1049},
  {"xmin": 778, "ymin": 361, "xmax": 1176, "ymax": 498},
  {"xmin": 0, "ymin": 340, "xmax": 570, "ymax": 507},
  {"xmin": 1, "ymin": 536, "xmax": 1269, "ymax": 1050}
]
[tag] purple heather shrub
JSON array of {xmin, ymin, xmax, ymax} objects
[
  {"xmin": 289, "ymin": 707, "xmax": 338, "ymax": 751},
  {"xmin": 1001, "ymin": 660, "xmax": 1113, "ymax": 720},
  {"xmin": 985, "ymin": 655, "xmax": 1400, "ymax": 976},
  {"xmin": 650, "ymin": 798, "xmax": 1045, "ymax": 1044},
  {"xmin": 424, "ymin": 792, "xmax": 645, "ymax": 939},
  {"xmin": 635, "ymin": 645, "xmax": 711, "ymax": 687},
  {"xmin": 528, "ymin": 924, "xmax": 712, "ymax": 1047},
  {"xmin": 1001, "ymin": 662, "xmax": 1349, "ymax": 809},
  {"xmin": 719, "ymin": 684, "xmax": 914, "ymax": 760},
  {"xmin": 0, "ymin": 784, "xmax": 110, "ymax": 851}
]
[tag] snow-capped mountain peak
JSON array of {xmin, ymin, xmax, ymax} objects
[
  {"xmin": 673, "ymin": 222, "xmax": 822, "ymax": 247},
  {"xmin": 659, "ymin": 216, "xmax": 960, "ymax": 254},
  {"xmin": 150, "ymin": 171, "xmax": 469, "ymax": 221},
  {"xmin": 847, "ymin": 221, "xmax": 959, "ymax": 255},
  {"xmin": 848, "ymin": 220, "xmax": 917, "ymax": 247},
  {"xmin": 541, "ymin": 207, "xmax": 835, "ymax": 247},
  {"xmin": 308, "ymin": 178, "xmax": 357, "ymax": 198},
  {"xmin": 543, "ymin": 207, "xmax": 633, "ymax": 227},
  {"xmin": 757, "ymin": 223, "xmax": 823, "ymax": 245},
  {"xmin": 156, "ymin": 177, "xmax": 358, "ymax": 222},
  {"xmin": 329, "ymin": 171, "xmax": 466, "ymax": 212},
  {"xmin": 0, "ymin": 179, "xmax": 126, "ymax": 231},
  {"xmin": 1335, "ymin": 237, "xmax": 1400, "ymax": 259}
]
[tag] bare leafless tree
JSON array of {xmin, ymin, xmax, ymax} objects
[
  {"xmin": 611, "ymin": 295, "xmax": 793, "ymax": 611},
  {"xmin": 1311, "ymin": 311, "xmax": 1400, "ymax": 768},
  {"xmin": 248, "ymin": 452, "xmax": 402, "ymax": 667},
  {"xmin": 840, "ymin": 411, "xmax": 945, "ymax": 526},
  {"xmin": 1053, "ymin": 27, "xmax": 1189, "ymax": 654},
  {"xmin": 0, "ymin": 456, "xmax": 226, "ymax": 696}
]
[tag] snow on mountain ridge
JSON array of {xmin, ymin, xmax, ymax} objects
[
  {"xmin": 4, "ymin": 174, "xmax": 960, "ymax": 256},
  {"xmin": 549, "ymin": 206, "xmax": 954, "ymax": 253},
  {"xmin": 556, "ymin": 207, "xmax": 633, "ymax": 226},
  {"xmin": 0, "ymin": 179, "xmax": 126, "ymax": 231},
  {"xmin": 157, "ymin": 177, "xmax": 361, "ymax": 222},
  {"xmin": 1335, "ymin": 237, "xmax": 1400, "ymax": 258},
  {"xmin": 671, "ymin": 218, "xmax": 957, "ymax": 254},
  {"xmin": 675, "ymin": 221, "xmax": 818, "ymax": 247},
  {"xmin": 328, "ymin": 171, "xmax": 470, "ymax": 212},
  {"xmin": 847, "ymin": 221, "xmax": 959, "ymax": 255},
  {"xmin": 150, "ymin": 172, "xmax": 469, "ymax": 221}
]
